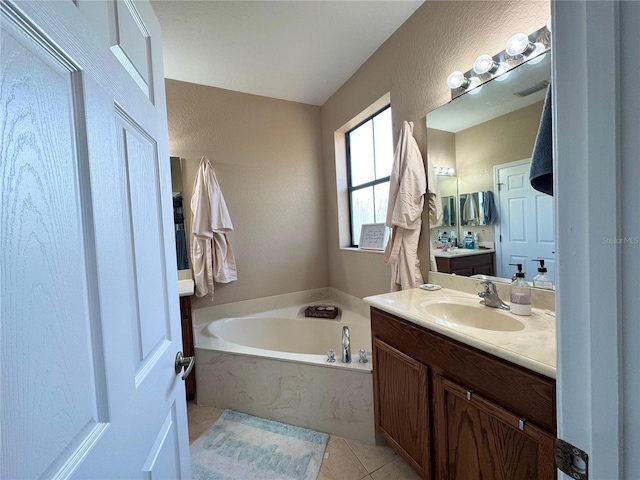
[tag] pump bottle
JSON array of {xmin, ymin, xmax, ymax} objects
[
  {"xmin": 532, "ymin": 259, "xmax": 554, "ymax": 290},
  {"xmin": 509, "ymin": 263, "xmax": 531, "ymax": 316}
]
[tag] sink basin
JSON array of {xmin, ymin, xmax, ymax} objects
[{"xmin": 422, "ymin": 301, "xmax": 525, "ymax": 332}]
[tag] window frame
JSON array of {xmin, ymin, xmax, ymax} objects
[{"xmin": 345, "ymin": 104, "xmax": 392, "ymax": 247}]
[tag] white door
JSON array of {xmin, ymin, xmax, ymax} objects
[
  {"xmin": 494, "ymin": 159, "xmax": 555, "ymax": 283},
  {"xmin": 554, "ymin": 1, "xmax": 639, "ymax": 478},
  {"xmin": 1, "ymin": 1, "xmax": 191, "ymax": 478}
]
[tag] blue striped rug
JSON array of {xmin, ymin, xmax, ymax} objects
[{"xmin": 190, "ymin": 410, "xmax": 329, "ymax": 480}]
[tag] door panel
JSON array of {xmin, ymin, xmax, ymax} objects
[
  {"xmin": 495, "ymin": 160, "xmax": 555, "ymax": 282},
  {"xmin": 117, "ymin": 109, "xmax": 171, "ymax": 375},
  {"xmin": 142, "ymin": 405, "xmax": 182, "ymax": 480},
  {"xmin": 1, "ymin": 1, "xmax": 190, "ymax": 477},
  {"xmin": 109, "ymin": 0, "xmax": 154, "ymax": 100},
  {"xmin": 435, "ymin": 375, "xmax": 555, "ymax": 480},
  {"xmin": 373, "ymin": 338, "xmax": 429, "ymax": 478},
  {"xmin": 0, "ymin": 14, "xmax": 110, "ymax": 479}
]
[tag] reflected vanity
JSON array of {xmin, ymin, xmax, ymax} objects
[{"xmin": 427, "ymin": 53, "xmax": 554, "ymax": 284}]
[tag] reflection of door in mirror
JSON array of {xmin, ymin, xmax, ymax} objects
[
  {"xmin": 426, "ymin": 53, "xmax": 553, "ymax": 284},
  {"xmin": 495, "ymin": 159, "xmax": 555, "ymax": 283},
  {"xmin": 171, "ymin": 156, "xmax": 189, "ymax": 270}
]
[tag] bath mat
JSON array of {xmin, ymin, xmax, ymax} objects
[{"xmin": 190, "ymin": 409, "xmax": 329, "ymax": 480}]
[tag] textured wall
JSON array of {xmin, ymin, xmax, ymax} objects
[
  {"xmin": 320, "ymin": 0, "xmax": 550, "ymax": 299},
  {"xmin": 455, "ymin": 101, "xmax": 543, "ymax": 195},
  {"xmin": 166, "ymin": 80, "xmax": 328, "ymax": 307}
]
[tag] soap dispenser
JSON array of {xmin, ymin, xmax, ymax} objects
[
  {"xmin": 532, "ymin": 259, "xmax": 554, "ymax": 290},
  {"xmin": 509, "ymin": 263, "xmax": 531, "ymax": 316}
]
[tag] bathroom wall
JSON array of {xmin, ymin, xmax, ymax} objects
[
  {"xmin": 455, "ymin": 101, "xmax": 543, "ymax": 195},
  {"xmin": 165, "ymin": 80, "xmax": 328, "ymax": 308},
  {"xmin": 425, "ymin": 129, "xmax": 455, "ymax": 171},
  {"xmin": 320, "ymin": 0, "xmax": 549, "ymax": 299}
]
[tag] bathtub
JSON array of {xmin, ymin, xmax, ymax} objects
[{"xmin": 193, "ymin": 288, "xmax": 376, "ymax": 444}]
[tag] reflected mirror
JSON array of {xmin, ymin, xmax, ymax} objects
[
  {"xmin": 427, "ymin": 54, "xmax": 555, "ymax": 284},
  {"xmin": 171, "ymin": 156, "xmax": 189, "ymax": 270},
  {"xmin": 438, "ymin": 175, "xmax": 458, "ymax": 227}
]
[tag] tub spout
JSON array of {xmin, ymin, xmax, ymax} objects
[{"xmin": 342, "ymin": 326, "xmax": 351, "ymax": 363}]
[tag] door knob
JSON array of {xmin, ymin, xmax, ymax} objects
[{"xmin": 174, "ymin": 352, "xmax": 194, "ymax": 380}]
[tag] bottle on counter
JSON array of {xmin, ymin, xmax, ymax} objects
[
  {"xmin": 532, "ymin": 259, "xmax": 554, "ymax": 290},
  {"xmin": 509, "ymin": 263, "xmax": 531, "ymax": 316},
  {"xmin": 464, "ymin": 231, "xmax": 474, "ymax": 249},
  {"xmin": 450, "ymin": 230, "xmax": 457, "ymax": 248}
]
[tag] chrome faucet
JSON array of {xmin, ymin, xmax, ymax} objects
[
  {"xmin": 342, "ymin": 326, "xmax": 351, "ymax": 363},
  {"xmin": 478, "ymin": 280, "xmax": 510, "ymax": 310}
]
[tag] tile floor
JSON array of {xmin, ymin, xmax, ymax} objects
[{"xmin": 187, "ymin": 403, "xmax": 421, "ymax": 480}]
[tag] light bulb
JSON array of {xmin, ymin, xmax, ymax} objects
[
  {"xmin": 527, "ymin": 46, "xmax": 547, "ymax": 65},
  {"xmin": 494, "ymin": 71, "xmax": 511, "ymax": 82},
  {"xmin": 447, "ymin": 71, "xmax": 469, "ymax": 89},
  {"xmin": 473, "ymin": 54, "xmax": 497, "ymax": 75},
  {"xmin": 506, "ymin": 33, "xmax": 533, "ymax": 56},
  {"xmin": 467, "ymin": 76, "xmax": 481, "ymax": 91},
  {"xmin": 468, "ymin": 84, "xmax": 483, "ymax": 95},
  {"xmin": 546, "ymin": 16, "xmax": 552, "ymax": 32}
]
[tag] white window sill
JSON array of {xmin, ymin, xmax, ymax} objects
[{"xmin": 340, "ymin": 247, "xmax": 385, "ymax": 254}]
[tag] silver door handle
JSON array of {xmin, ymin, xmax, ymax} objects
[{"xmin": 174, "ymin": 352, "xmax": 194, "ymax": 380}]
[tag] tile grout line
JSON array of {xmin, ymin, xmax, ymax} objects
[{"xmin": 342, "ymin": 438, "xmax": 370, "ymax": 475}]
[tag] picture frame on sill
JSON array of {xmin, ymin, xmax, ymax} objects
[{"xmin": 359, "ymin": 223, "xmax": 389, "ymax": 251}]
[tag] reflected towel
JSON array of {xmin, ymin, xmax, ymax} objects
[
  {"xmin": 530, "ymin": 83, "xmax": 553, "ymax": 195},
  {"xmin": 484, "ymin": 190, "xmax": 498, "ymax": 225},
  {"xmin": 463, "ymin": 194, "xmax": 479, "ymax": 224},
  {"xmin": 176, "ymin": 229, "xmax": 188, "ymax": 270}
]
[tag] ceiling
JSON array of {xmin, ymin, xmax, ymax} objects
[{"xmin": 151, "ymin": 1, "xmax": 424, "ymax": 106}]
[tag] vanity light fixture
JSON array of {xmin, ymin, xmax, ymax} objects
[
  {"xmin": 505, "ymin": 33, "xmax": 546, "ymax": 60},
  {"xmin": 446, "ymin": 23, "xmax": 551, "ymax": 99},
  {"xmin": 505, "ymin": 33, "xmax": 533, "ymax": 56},
  {"xmin": 473, "ymin": 54, "xmax": 499, "ymax": 75},
  {"xmin": 434, "ymin": 166, "xmax": 455, "ymax": 176},
  {"xmin": 446, "ymin": 71, "xmax": 469, "ymax": 89}
]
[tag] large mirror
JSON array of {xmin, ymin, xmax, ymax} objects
[
  {"xmin": 427, "ymin": 54, "xmax": 555, "ymax": 284},
  {"xmin": 171, "ymin": 156, "xmax": 189, "ymax": 271}
]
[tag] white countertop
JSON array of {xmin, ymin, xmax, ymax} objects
[
  {"xmin": 433, "ymin": 248, "xmax": 495, "ymax": 258},
  {"xmin": 364, "ymin": 287, "xmax": 556, "ymax": 378},
  {"xmin": 177, "ymin": 269, "xmax": 194, "ymax": 297}
]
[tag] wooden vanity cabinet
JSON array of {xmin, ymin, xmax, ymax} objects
[
  {"xmin": 372, "ymin": 339, "xmax": 430, "ymax": 477},
  {"xmin": 435, "ymin": 251, "xmax": 495, "ymax": 276},
  {"xmin": 371, "ymin": 307, "xmax": 556, "ymax": 480},
  {"xmin": 180, "ymin": 296, "xmax": 196, "ymax": 400}
]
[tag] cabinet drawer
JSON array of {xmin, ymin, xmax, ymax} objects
[
  {"xmin": 448, "ymin": 252, "xmax": 493, "ymax": 270},
  {"xmin": 371, "ymin": 308, "xmax": 556, "ymax": 433},
  {"xmin": 436, "ymin": 252, "xmax": 495, "ymax": 276}
]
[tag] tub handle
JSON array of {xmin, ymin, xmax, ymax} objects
[{"xmin": 175, "ymin": 351, "xmax": 195, "ymax": 380}]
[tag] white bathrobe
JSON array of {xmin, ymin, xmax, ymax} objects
[
  {"xmin": 384, "ymin": 121, "xmax": 427, "ymax": 291},
  {"xmin": 190, "ymin": 157, "xmax": 237, "ymax": 298}
]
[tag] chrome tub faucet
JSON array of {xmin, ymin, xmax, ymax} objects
[
  {"xmin": 478, "ymin": 280, "xmax": 510, "ymax": 310},
  {"xmin": 342, "ymin": 326, "xmax": 351, "ymax": 363}
]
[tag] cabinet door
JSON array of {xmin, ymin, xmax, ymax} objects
[
  {"xmin": 433, "ymin": 375, "xmax": 555, "ymax": 480},
  {"xmin": 373, "ymin": 338, "xmax": 430, "ymax": 478},
  {"xmin": 180, "ymin": 296, "xmax": 196, "ymax": 400}
]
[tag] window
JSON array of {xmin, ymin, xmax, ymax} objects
[{"xmin": 346, "ymin": 105, "xmax": 393, "ymax": 246}]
